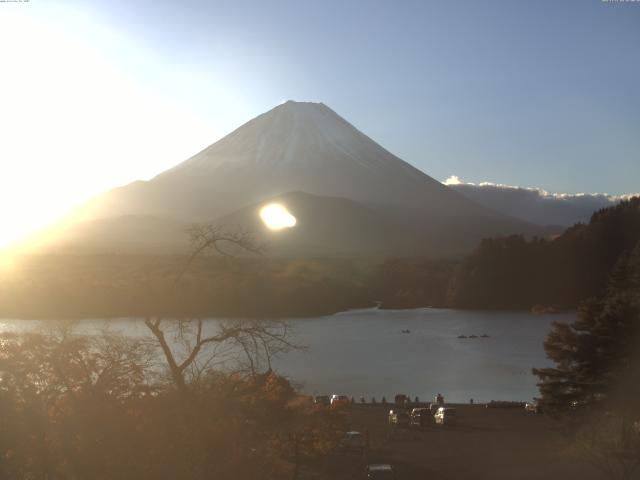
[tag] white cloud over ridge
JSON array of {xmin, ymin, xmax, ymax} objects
[{"xmin": 443, "ymin": 176, "xmax": 639, "ymax": 227}]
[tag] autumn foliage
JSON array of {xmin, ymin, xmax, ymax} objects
[{"xmin": 0, "ymin": 327, "xmax": 343, "ymax": 479}]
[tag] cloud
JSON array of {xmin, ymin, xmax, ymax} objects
[
  {"xmin": 443, "ymin": 176, "xmax": 639, "ymax": 226},
  {"xmin": 444, "ymin": 175, "xmax": 463, "ymax": 185}
]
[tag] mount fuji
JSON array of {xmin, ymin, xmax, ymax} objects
[{"xmin": 47, "ymin": 101, "xmax": 538, "ymax": 256}]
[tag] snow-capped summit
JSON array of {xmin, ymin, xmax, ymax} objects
[{"xmin": 165, "ymin": 100, "xmax": 410, "ymax": 171}]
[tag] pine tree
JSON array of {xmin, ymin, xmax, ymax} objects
[
  {"xmin": 533, "ymin": 243, "xmax": 640, "ymax": 479},
  {"xmin": 533, "ymin": 242, "xmax": 640, "ymax": 415}
]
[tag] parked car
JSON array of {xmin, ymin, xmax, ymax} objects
[
  {"xmin": 389, "ymin": 410, "xmax": 410, "ymax": 427},
  {"xmin": 339, "ymin": 431, "xmax": 365, "ymax": 451},
  {"xmin": 410, "ymin": 407, "xmax": 433, "ymax": 427},
  {"xmin": 434, "ymin": 407, "xmax": 457, "ymax": 425},
  {"xmin": 365, "ymin": 464, "xmax": 395, "ymax": 479},
  {"xmin": 314, "ymin": 395, "xmax": 331, "ymax": 406},
  {"xmin": 330, "ymin": 394, "xmax": 350, "ymax": 408},
  {"xmin": 524, "ymin": 399, "xmax": 542, "ymax": 414}
]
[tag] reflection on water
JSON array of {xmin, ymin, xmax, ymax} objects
[{"xmin": 0, "ymin": 308, "xmax": 572, "ymax": 403}]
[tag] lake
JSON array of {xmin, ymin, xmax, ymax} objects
[{"xmin": 0, "ymin": 307, "xmax": 572, "ymax": 403}]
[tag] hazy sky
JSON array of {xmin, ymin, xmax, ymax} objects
[{"xmin": 0, "ymin": 0, "xmax": 639, "ymax": 246}]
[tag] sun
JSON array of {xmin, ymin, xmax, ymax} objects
[{"xmin": 259, "ymin": 203, "xmax": 297, "ymax": 231}]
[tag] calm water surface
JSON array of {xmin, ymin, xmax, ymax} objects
[{"xmin": 0, "ymin": 308, "xmax": 573, "ymax": 403}]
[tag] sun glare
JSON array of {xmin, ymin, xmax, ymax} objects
[
  {"xmin": 259, "ymin": 203, "xmax": 297, "ymax": 231},
  {"xmin": 0, "ymin": 253, "xmax": 18, "ymax": 275},
  {"xmin": 0, "ymin": 6, "xmax": 248, "ymax": 249}
]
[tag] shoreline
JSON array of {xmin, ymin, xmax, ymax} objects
[{"xmin": 0, "ymin": 305, "xmax": 576, "ymax": 322}]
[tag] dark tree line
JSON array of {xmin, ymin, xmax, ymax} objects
[
  {"xmin": 0, "ymin": 255, "xmax": 377, "ymax": 319},
  {"xmin": 372, "ymin": 258, "xmax": 454, "ymax": 309},
  {"xmin": 447, "ymin": 197, "xmax": 640, "ymax": 310},
  {"xmin": 0, "ymin": 253, "xmax": 458, "ymax": 319}
]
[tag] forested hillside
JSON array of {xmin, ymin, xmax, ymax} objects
[
  {"xmin": 0, "ymin": 253, "xmax": 455, "ymax": 320},
  {"xmin": 447, "ymin": 197, "xmax": 640, "ymax": 309}
]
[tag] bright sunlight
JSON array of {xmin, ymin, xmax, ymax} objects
[
  {"xmin": 259, "ymin": 203, "xmax": 297, "ymax": 231},
  {"xmin": 0, "ymin": 4, "xmax": 245, "ymax": 248}
]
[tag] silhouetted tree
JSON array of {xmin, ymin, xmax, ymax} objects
[
  {"xmin": 143, "ymin": 224, "xmax": 298, "ymax": 397},
  {"xmin": 534, "ymin": 242, "xmax": 640, "ymax": 479}
]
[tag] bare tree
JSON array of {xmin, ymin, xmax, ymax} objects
[{"xmin": 143, "ymin": 224, "xmax": 299, "ymax": 397}]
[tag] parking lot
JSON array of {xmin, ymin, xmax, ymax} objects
[{"xmin": 315, "ymin": 404, "xmax": 601, "ymax": 480}]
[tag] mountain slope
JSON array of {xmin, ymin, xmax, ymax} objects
[
  {"xmin": 34, "ymin": 215, "xmax": 190, "ymax": 254},
  {"xmin": 62, "ymin": 101, "xmax": 537, "ymax": 256},
  {"xmin": 216, "ymin": 191, "xmax": 426, "ymax": 257},
  {"xmin": 79, "ymin": 102, "xmax": 522, "ymax": 217}
]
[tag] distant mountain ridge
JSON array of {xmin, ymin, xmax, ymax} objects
[
  {"xmin": 447, "ymin": 180, "xmax": 636, "ymax": 227},
  {"xmin": 45, "ymin": 101, "xmax": 542, "ymax": 257}
]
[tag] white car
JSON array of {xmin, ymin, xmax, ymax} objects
[{"xmin": 434, "ymin": 407, "xmax": 457, "ymax": 425}]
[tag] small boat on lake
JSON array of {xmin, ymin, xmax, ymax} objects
[
  {"xmin": 480, "ymin": 334, "xmax": 490, "ymax": 338},
  {"xmin": 401, "ymin": 329, "xmax": 411, "ymax": 334},
  {"xmin": 457, "ymin": 334, "xmax": 467, "ymax": 339},
  {"xmin": 469, "ymin": 334, "xmax": 478, "ymax": 339}
]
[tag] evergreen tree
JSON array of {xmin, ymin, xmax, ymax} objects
[
  {"xmin": 533, "ymin": 242, "xmax": 640, "ymax": 415},
  {"xmin": 533, "ymin": 243, "xmax": 640, "ymax": 479}
]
